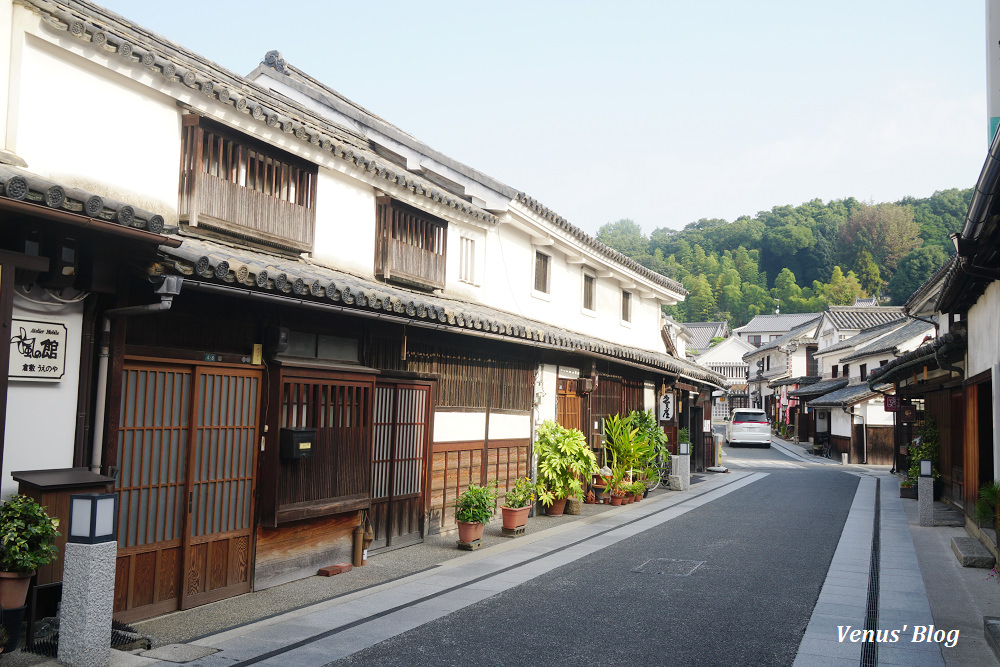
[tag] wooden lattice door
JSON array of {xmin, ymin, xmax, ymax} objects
[
  {"xmin": 370, "ymin": 382, "xmax": 431, "ymax": 550},
  {"xmin": 114, "ymin": 361, "xmax": 260, "ymax": 621}
]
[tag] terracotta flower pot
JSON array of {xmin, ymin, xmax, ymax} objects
[
  {"xmin": 457, "ymin": 521, "xmax": 485, "ymax": 543},
  {"xmin": 546, "ymin": 497, "xmax": 568, "ymax": 516},
  {"xmin": 0, "ymin": 572, "xmax": 32, "ymax": 610},
  {"xmin": 501, "ymin": 505, "xmax": 530, "ymax": 530},
  {"xmin": 610, "ymin": 495, "xmax": 624, "ymax": 506}
]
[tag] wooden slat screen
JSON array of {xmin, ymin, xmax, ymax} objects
[
  {"xmin": 190, "ymin": 371, "xmax": 258, "ymax": 538},
  {"xmin": 179, "ymin": 117, "xmax": 316, "ymax": 252},
  {"xmin": 117, "ymin": 366, "xmax": 190, "ymax": 549},
  {"xmin": 375, "ymin": 197, "xmax": 446, "ymax": 290},
  {"xmin": 278, "ymin": 375, "xmax": 373, "ymax": 506}
]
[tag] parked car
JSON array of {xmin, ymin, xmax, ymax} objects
[{"xmin": 725, "ymin": 409, "xmax": 771, "ymax": 448}]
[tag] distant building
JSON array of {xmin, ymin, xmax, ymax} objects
[
  {"xmin": 734, "ymin": 313, "xmax": 823, "ymax": 348},
  {"xmin": 683, "ymin": 321, "xmax": 730, "ymax": 356}
]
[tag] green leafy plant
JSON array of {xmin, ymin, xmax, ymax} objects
[
  {"xmin": 975, "ymin": 481, "xmax": 1000, "ymax": 553},
  {"xmin": 535, "ymin": 420, "xmax": 598, "ymax": 507},
  {"xmin": 633, "ymin": 409, "xmax": 669, "ymax": 487},
  {"xmin": 907, "ymin": 419, "xmax": 941, "ymax": 483},
  {"xmin": 503, "ymin": 476, "xmax": 535, "ymax": 509},
  {"xmin": 627, "ymin": 480, "xmax": 646, "ymax": 496},
  {"xmin": 0, "ymin": 494, "xmax": 60, "ymax": 573},
  {"xmin": 678, "ymin": 427, "xmax": 690, "ymax": 446},
  {"xmin": 454, "ymin": 483, "xmax": 497, "ymax": 524}
]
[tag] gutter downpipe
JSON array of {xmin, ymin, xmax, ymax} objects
[{"xmin": 90, "ymin": 277, "xmax": 181, "ymax": 472}]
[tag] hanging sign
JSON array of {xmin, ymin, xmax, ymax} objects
[
  {"xmin": 9, "ymin": 318, "xmax": 67, "ymax": 382},
  {"xmin": 884, "ymin": 395, "xmax": 900, "ymax": 413},
  {"xmin": 899, "ymin": 405, "xmax": 917, "ymax": 423},
  {"xmin": 658, "ymin": 391, "xmax": 674, "ymax": 422}
]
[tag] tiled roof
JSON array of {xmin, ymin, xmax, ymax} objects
[
  {"xmin": 806, "ymin": 382, "xmax": 889, "ymax": 408},
  {"xmin": 0, "ymin": 164, "xmax": 179, "ymax": 246},
  {"xmin": 684, "ymin": 322, "xmax": 729, "ymax": 353},
  {"xmin": 734, "ymin": 313, "xmax": 821, "ymax": 334},
  {"xmin": 816, "ymin": 318, "xmax": 905, "ymax": 357},
  {"xmin": 787, "ymin": 378, "xmax": 849, "ymax": 398},
  {"xmin": 28, "ymin": 0, "xmax": 686, "ymax": 298},
  {"xmin": 29, "ymin": 1, "xmax": 501, "ymax": 228},
  {"xmin": 824, "ymin": 306, "xmax": 906, "ymax": 331},
  {"xmin": 839, "ymin": 319, "xmax": 935, "ymax": 363},
  {"xmin": 770, "ymin": 375, "xmax": 820, "ymax": 388},
  {"xmin": 904, "ymin": 256, "xmax": 957, "ymax": 315},
  {"xmin": 867, "ymin": 331, "xmax": 967, "ymax": 386},
  {"xmin": 743, "ymin": 317, "xmax": 821, "ymax": 359},
  {"xmin": 156, "ymin": 236, "xmax": 724, "ymax": 386}
]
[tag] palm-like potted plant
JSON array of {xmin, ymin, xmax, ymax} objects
[
  {"xmin": 0, "ymin": 494, "xmax": 59, "ymax": 609},
  {"xmin": 501, "ymin": 476, "xmax": 534, "ymax": 530},
  {"xmin": 454, "ymin": 483, "xmax": 497, "ymax": 543},
  {"xmin": 535, "ymin": 420, "xmax": 598, "ymax": 516}
]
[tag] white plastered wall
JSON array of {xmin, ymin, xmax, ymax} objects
[
  {"xmin": 482, "ymin": 223, "xmax": 665, "ymax": 354},
  {"xmin": 2, "ymin": 295, "xmax": 83, "ymax": 498},
  {"xmin": 12, "ymin": 33, "xmax": 181, "ymax": 217},
  {"xmin": 967, "ymin": 281, "xmax": 1000, "ymax": 378},
  {"xmin": 535, "ymin": 364, "xmax": 558, "ymax": 425},
  {"xmin": 312, "ymin": 169, "xmax": 376, "ymax": 278},
  {"xmin": 830, "ymin": 409, "xmax": 852, "ymax": 439}
]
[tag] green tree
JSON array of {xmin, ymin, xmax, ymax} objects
[
  {"xmin": 597, "ymin": 219, "xmax": 649, "ymax": 258},
  {"xmin": 684, "ymin": 275, "xmax": 717, "ymax": 321},
  {"xmin": 887, "ymin": 245, "xmax": 950, "ymax": 305},
  {"xmin": 820, "ymin": 266, "xmax": 865, "ymax": 305},
  {"xmin": 838, "ymin": 202, "xmax": 921, "ymax": 280},
  {"xmin": 853, "ymin": 249, "xmax": 882, "ymax": 297}
]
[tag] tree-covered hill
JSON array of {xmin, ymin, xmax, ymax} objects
[{"xmin": 596, "ymin": 188, "xmax": 970, "ymax": 328}]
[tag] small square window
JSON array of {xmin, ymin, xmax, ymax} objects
[
  {"xmin": 534, "ymin": 250, "xmax": 550, "ymax": 294},
  {"xmin": 583, "ymin": 273, "xmax": 596, "ymax": 311},
  {"xmin": 748, "ymin": 335, "xmax": 761, "ymax": 347},
  {"xmin": 621, "ymin": 290, "xmax": 632, "ymax": 323}
]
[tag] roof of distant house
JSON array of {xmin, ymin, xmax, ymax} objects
[
  {"xmin": 744, "ymin": 317, "xmax": 821, "ymax": 359},
  {"xmin": 683, "ymin": 322, "xmax": 729, "ymax": 354},
  {"xmin": 839, "ymin": 318, "xmax": 935, "ymax": 363},
  {"xmin": 734, "ymin": 313, "xmax": 822, "ymax": 335},
  {"xmin": 822, "ymin": 306, "xmax": 906, "ymax": 331}
]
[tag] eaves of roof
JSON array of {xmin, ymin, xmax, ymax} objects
[
  {"xmin": 816, "ymin": 318, "xmax": 908, "ymax": 357},
  {"xmin": 0, "ymin": 164, "xmax": 179, "ymax": 246},
  {"xmin": 733, "ymin": 313, "xmax": 821, "ymax": 334},
  {"xmin": 824, "ymin": 306, "xmax": 906, "ymax": 331},
  {"xmin": 807, "ymin": 382, "xmax": 890, "ymax": 409},
  {"xmin": 905, "ymin": 255, "xmax": 957, "ymax": 316},
  {"xmin": 787, "ymin": 378, "xmax": 849, "ymax": 398},
  {"xmin": 838, "ymin": 319, "xmax": 934, "ymax": 363},
  {"xmin": 866, "ymin": 331, "xmax": 967, "ymax": 387},
  {"xmin": 770, "ymin": 375, "xmax": 820, "ymax": 388},
  {"xmin": 156, "ymin": 236, "xmax": 724, "ymax": 387}
]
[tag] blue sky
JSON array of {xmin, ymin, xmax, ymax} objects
[{"xmin": 98, "ymin": 1, "xmax": 986, "ymax": 235}]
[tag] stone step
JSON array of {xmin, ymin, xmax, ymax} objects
[{"xmin": 951, "ymin": 536, "xmax": 996, "ymax": 568}]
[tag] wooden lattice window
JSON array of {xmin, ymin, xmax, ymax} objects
[
  {"xmin": 534, "ymin": 251, "xmax": 550, "ymax": 294},
  {"xmin": 583, "ymin": 273, "xmax": 596, "ymax": 311},
  {"xmin": 179, "ymin": 116, "xmax": 317, "ymax": 252},
  {"xmin": 375, "ymin": 197, "xmax": 447, "ymax": 291}
]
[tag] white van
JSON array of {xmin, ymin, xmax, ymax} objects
[{"xmin": 725, "ymin": 409, "xmax": 771, "ymax": 448}]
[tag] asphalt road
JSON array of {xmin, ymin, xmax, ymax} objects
[{"xmin": 330, "ymin": 445, "xmax": 860, "ymax": 667}]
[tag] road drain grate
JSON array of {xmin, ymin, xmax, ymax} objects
[
  {"xmin": 631, "ymin": 558, "xmax": 705, "ymax": 576},
  {"xmin": 860, "ymin": 478, "xmax": 881, "ymax": 667}
]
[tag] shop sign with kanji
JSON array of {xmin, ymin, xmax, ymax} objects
[{"xmin": 9, "ymin": 318, "xmax": 67, "ymax": 381}]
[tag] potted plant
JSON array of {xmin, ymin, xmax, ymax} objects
[
  {"xmin": 908, "ymin": 419, "xmax": 942, "ymax": 499},
  {"xmin": 899, "ymin": 478, "xmax": 916, "ymax": 499},
  {"xmin": 501, "ymin": 476, "xmax": 534, "ymax": 530},
  {"xmin": 975, "ymin": 481, "xmax": 1000, "ymax": 552},
  {"xmin": 633, "ymin": 409, "xmax": 669, "ymax": 493},
  {"xmin": 454, "ymin": 483, "xmax": 497, "ymax": 543},
  {"xmin": 0, "ymin": 494, "xmax": 59, "ymax": 610},
  {"xmin": 535, "ymin": 421, "xmax": 598, "ymax": 516}
]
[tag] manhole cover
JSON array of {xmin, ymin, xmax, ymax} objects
[{"xmin": 631, "ymin": 558, "xmax": 705, "ymax": 576}]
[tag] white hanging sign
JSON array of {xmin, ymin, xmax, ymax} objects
[
  {"xmin": 9, "ymin": 318, "xmax": 67, "ymax": 382},
  {"xmin": 659, "ymin": 391, "xmax": 674, "ymax": 422}
]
